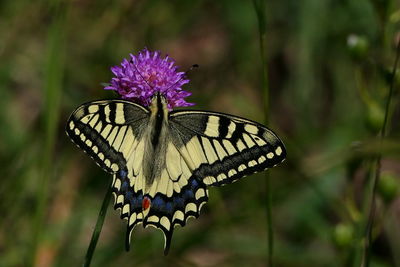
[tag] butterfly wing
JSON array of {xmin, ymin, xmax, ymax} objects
[
  {"xmin": 168, "ymin": 110, "xmax": 286, "ymax": 186},
  {"xmin": 66, "ymin": 100, "xmax": 150, "ymax": 246}
]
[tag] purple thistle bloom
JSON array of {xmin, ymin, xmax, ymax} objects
[{"xmin": 104, "ymin": 48, "xmax": 194, "ymax": 109}]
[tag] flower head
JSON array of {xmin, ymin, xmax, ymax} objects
[{"xmin": 104, "ymin": 48, "xmax": 194, "ymax": 109}]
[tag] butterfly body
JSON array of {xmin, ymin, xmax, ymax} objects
[{"xmin": 66, "ymin": 93, "xmax": 286, "ymax": 254}]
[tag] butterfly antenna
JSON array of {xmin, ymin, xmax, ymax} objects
[
  {"xmin": 130, "ymin": 59, "xmax": 154, "ymax": 90},
  {"xmin": 184, "ymin": 64, "xmax": 199, "ymax": 77},
  {"xmin": 164, "ymin": 64, "xmax": 199, "ymax": 92}
]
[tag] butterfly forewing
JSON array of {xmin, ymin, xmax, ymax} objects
[
  {"xmin": 169, "ymin": 111, "xmax": 286, "ymax": 186},
  {"xmin": 66, "ymin": 100, "xmax": 149, "ymax": 173}
]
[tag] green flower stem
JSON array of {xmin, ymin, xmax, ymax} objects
[
  {"xmin": 83, "ymin": 179, "xmax": 113, "ymax": 267},
  {"xmin": 253, "ymin": 0, "xmax": 273, "ymax": 266},
  {"xmin": 361, "ymin": 39, "xmax": 400, "ymax": 267}
]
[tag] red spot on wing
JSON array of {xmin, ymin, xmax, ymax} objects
[{"xmin": 142, "ymin": 196, "xmax": 151, "ymax": 210}]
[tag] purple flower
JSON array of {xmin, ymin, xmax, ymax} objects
[{"xmin": 104, "ymin": 48, "xmax": 194, "ymax": 109}]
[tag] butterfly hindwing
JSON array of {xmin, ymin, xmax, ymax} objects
[{"xmin": 169, "ymin": 110, "xmax": 286, "ymax": 186}]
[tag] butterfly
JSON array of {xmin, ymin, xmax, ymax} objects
[{"xmin": 66, "ymin": 92, "xmax": 286, "ymax": 254}]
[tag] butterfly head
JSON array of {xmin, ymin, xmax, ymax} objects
[{"xmin": 149, "ymin": 91, "xmax": 169, "ymax": 115}]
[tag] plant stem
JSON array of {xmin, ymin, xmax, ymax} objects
[
  {"xmin": 252, "ymin": 0, "xmax": 273, "ymax": 266},
  {"xmin": 83, "ymin": 179, "xmax": 113, "ymax": 267},
  {"xmin": 361, "ymin": 37, "xmax": 400, "ymax": 267}
]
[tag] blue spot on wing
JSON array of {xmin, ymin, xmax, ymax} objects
[
  {"xmin": 152, "ymin": 196, "xmax": 164, "ymax": 209},
  {"xmin": 165, "ymin": 202, "xmax": 174, "ymax": 213},
  {"xmin": 119, "ymin": 169, "xmax": 128, "ymax": 178},
  {"xmin": 191, "ymin": 179, "xmax": 198, "ymax": 189},
  {"xmin": 121, "ymin": 181, "xmax": 129, "ymax": 191},
  {"xmin": 183, "ymin": 189, "xmax": 194, "ymax": 199},
  {"xmin": 125, "ymin": 190, "xmax": 133, "ymax": 201},
  {"xmin": 174, "ymin": 197, "xmax": 184, "ymax": 208}
]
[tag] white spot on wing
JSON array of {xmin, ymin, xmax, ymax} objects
[
  {"xmin": 248, "ymin": 160, "xmax": 257, "ymax": 167},
  {"xmin": 104, "ymin": 159, "xmax": 111, "ymax": 168},
  {"xmin": 245, "ymin": 124, "xmax": 259, "ymax": 135},
  {"xmin": 238, "ymin": 164, "xmax": 246, "ymax": 172},
  {"xmin": 228, "ymin": 169, "xmax": 237, "ymax": 177},
  {"xmin": 173, "ymin": 210, "xmax": 184, "ymax": 222},
  {"xmin": 195, "ymin": 188, "xmax": 206, "ymax": 199},
  {"xmin": 275, "ymin": 146, "xmax": 283, "ymax": 156},
  {"xmin": 114, "ymin": 178, "xmax": 121, "ymax": 190},
  {"xmin": 225, "ymin": 121, "xmax": 236, "ymax": 138},
  {"xmin": 111, "ymin": 163, "xmax": 119, "ymax": 172},
  {"xmin": 148, "ymin": 216, "xmax": 159, "ymax": 223},
  {"xmin": 217, "ymin": 173, "xmax": 227, "ymax": 182},
  {"xmin": 88, "ymin": 105, "xmax": 99, "ymax": 113},
  {"xmin": 204, "ymin": 176, "xmax": 216, "ymax": 185},
  {"xmin": 115, "ymin": 103, "xmax": 126, "ymax": 124},
  {"xmin": 185, "ymin": 203, "xmax": 197, "ymax": 213},
  {"xmin": 122, "ymin": 204, "xmax": 130, "ymax": 215},
  {"xmin": 117, "ymin": 194, "xmax": 124, "ymax": 204},
  {"xmin": 204, "ymin": 116, "xmax": 220, "ymax": 137},
  {"xmin": 160, "ymin": 216, "xmax": 171, "ymax": 230},
  {"xmin": 104, "ymin": 105, "xmax": 111, "ymax": 123},
  {"xmin": 85, "ymin": 139, "xmax": 92, "ymax": 147}
]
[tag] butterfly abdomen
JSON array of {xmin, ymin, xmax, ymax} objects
[{"xmin": 143, "ymin": 96, "xmax": 171, "ymax": 190}]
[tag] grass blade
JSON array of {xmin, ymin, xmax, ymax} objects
[{"xmin": 253, "ymin": 0, "xmax": 273, "ymax": 265}]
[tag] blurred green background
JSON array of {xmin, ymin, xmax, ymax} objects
[{"xmin": 1, "ymin": 0, "xmax": 400, "ymax": 266}]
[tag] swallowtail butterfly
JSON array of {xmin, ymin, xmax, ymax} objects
[{"xmin": 66, "ymin": 92, "xmax": 286, "ymax": 254}]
